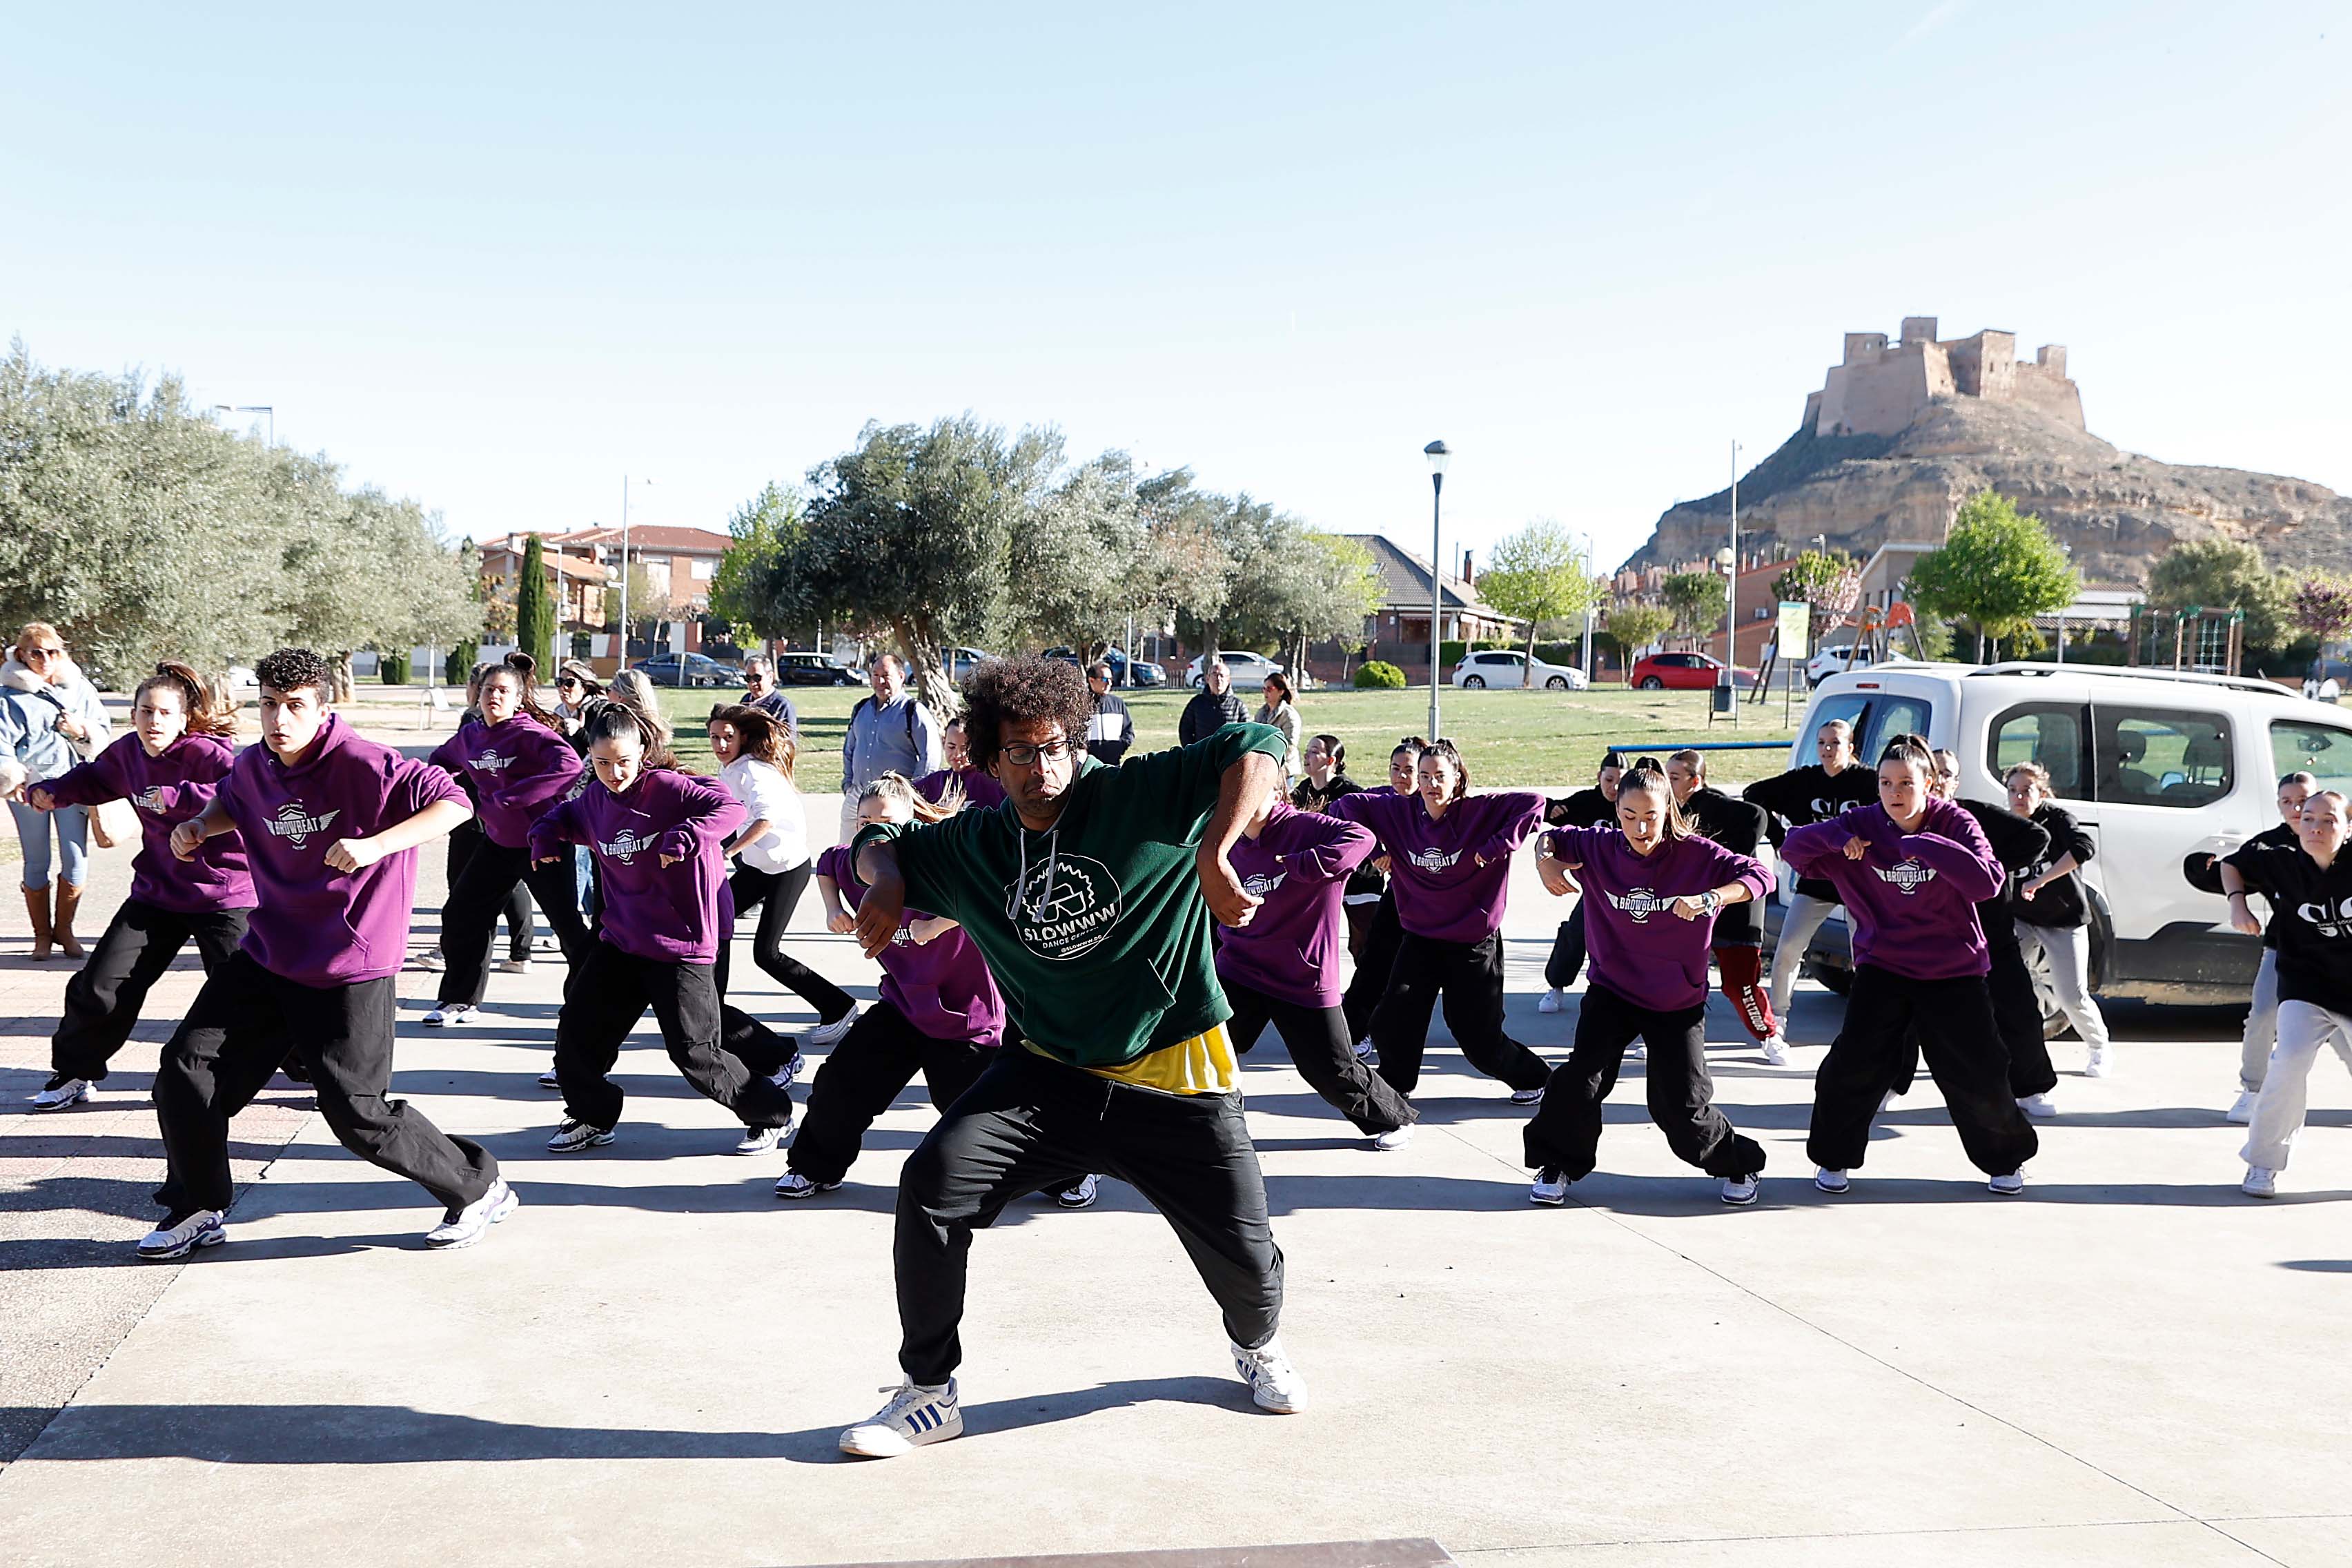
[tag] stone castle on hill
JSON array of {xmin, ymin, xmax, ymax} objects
[
  {"xmin": 1625, "ymin": 313, "xmax": 2351, "ymax": 594},
  {"xmin": 1812, "ymin": 316, "xmax": 2081, "ymax": 437}
]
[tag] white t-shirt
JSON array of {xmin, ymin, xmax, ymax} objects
[{"xmin": 718, "ymin": 757, "xmax": 807, "ymax": 874}]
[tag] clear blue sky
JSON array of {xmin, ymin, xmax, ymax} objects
[{"xmin": 6, "ymin": 2, "xmax": 2344, "ymax": 571}]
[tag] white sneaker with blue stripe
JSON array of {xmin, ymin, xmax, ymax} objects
[
  {"xmin": 839, "ymin": 1380, "xmax": 962, "ymax": 1458},
  {"xmin": 1230, "ymin": 1336, "xmax": 1307, "ymax": 1413},
  {"xmin": 137, "ymin": 1209, "xmax": 227, "ymax": 1260}
]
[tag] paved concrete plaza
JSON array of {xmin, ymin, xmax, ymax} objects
[{"xmin": 3, "ymin": 792, "xmax": 2351, "ymax": 1567}]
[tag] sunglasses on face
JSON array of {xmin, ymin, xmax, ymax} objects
[{"xmin": 24, "ymin": 647, "xmax": 62, "ymax": 660}]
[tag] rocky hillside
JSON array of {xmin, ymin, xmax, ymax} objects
[{"xmin": 1628, "ymin": 397, "xmax": 2352, "ymax": 585}]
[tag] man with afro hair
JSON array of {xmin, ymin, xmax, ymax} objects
[{"xmin": 832, "ymin": 654, "xmax": 1304, "ymax": 1457}]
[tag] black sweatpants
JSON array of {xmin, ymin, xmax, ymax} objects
[
  {"xmin": 787, "ymin": 1001, "xmax": 991, "ymax": 1184},
  {"xmin": 553, "ymin": 939, "xmax": 796, "ymax": 1132},
  {"xmin": 153, "ymin": 950, "xmax": 498, "ymax": 1217},
  {"xmin": 445, "ymin": 818, "xmax": 534, "ymax": 963},
  {"xmin": 1543, "ymin": 901, "xmax": 1588, "ymax": 990},
  {"xmin": 1224, "ymin": 977, "xmax": 1415, "ymax": 1136},
  {"xmin": 1523, "ymin": 981, "xmax": 1764, "ymax": 1180},
  {"xmin": 52, "ymin": 899, "xmax": 250, "ymax": 1082},
  {"xmin": 1890, "ymin": 934, "xmax": 2057, "ymax": 1099},
  {"xmin": 1807, "ymin": 963, "xmax": 2040, "ymax": 1177},
  {"xmin": 1341, "ymin": 888, "xmax": 1402, "ymax": 1042},
  {"xmin": 894, "ymin": 1048, "xmax": 1282, "ymax": 1385},
  {"xmin": 1370, "ymin": 930, "xmax": 1552, "ymax": 1096},
  {"xmin": 727, "ymin": 860, "xmax": 857, "ymax": 1023},
  {"xmin": 438, "ymin": 838, "xmax": 592, "ymax": 1007}
]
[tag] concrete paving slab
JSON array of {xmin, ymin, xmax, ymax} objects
[{"xmin": 3, "ymin": 793, "xmax": 2350, "ymax": 1567}]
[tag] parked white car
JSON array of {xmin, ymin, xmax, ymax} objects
[
  {"xmin": 1768, "ymin": 660, "xmax": 2352, "ymax": 1014},
  {"xmin": 1805, "ymin": 640, "xmax": 1875, "ymax": 686},
  {"xmin": 1185, "ymin": 651, "xmax": 1284, "ymax": 688},
  {"xmin": 1453, "ymin": 649, "xmax": 1589, "ymax": 691}
]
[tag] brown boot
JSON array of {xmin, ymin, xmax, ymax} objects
[
  {"xmin": 23, "ymin": 882, "xmax": 53, "ymax": 961},
  {"xmin": 53, "ymin": 881, "xmax": 85, "ymax": 959}
]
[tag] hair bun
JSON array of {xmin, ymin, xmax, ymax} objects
[{"xmin": 506, "ymin": 652, "xmax": 537, "ymax": 677}]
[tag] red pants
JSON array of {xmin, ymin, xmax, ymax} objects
[{"xmin": 1714, "ymin": 944, "xmax": 1777, "ymax": 1043}]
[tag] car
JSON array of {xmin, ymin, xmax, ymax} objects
[
  {"xmin": 940, "ymin": 646, "xmax": 996, "ymax": 683},
  {"xmin": 631, "ymin": 651, "xmax": 741, "ymax": 689},
  {"xmin": 1805, "ymin": 641, "xmax": 1875, "ymax": 687},
  {"xmin": 1184, "ymin": 650, "xmax": 1284, "ymax": 689},
  {"xmin": 1042, "ymin": 646, "xmax": 1166, "ymax": 688},
  {"xmin": 1767, "ymin": 660, "xmax": 2352, "ymax": 1023},
  {"xmin": 1452, "ymin": 649, "xmax": 1589, "ymax": 691},
  {"xmin": 774, "ymin": 651, "xmax": 859, "ymax": 687},
  {"xmin": 1631, "ymin": 651, "xmax": 1756, "ymax": 691}
]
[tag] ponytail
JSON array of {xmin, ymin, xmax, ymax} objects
[
  {"xmin": 490, "ymin": 651, "xmax": 562, "ymax": 731},
  {"xmin": 583, "ymin": 697, "xmax": 676, "ymax": 770}
]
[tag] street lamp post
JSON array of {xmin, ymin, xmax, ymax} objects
[
  {"xmin": 1424, "ymin": 440, "xmax": 1451, "ymax": 740},
  {"xmin": 617, "ymin": 476, "xmax": 653, "ymax": 678},
  {"xmin": 1725, "ymin": 439, "xmax": 1741, "ymax": 725}
]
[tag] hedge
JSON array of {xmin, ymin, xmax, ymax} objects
[
  {"xmin": 1354, "ymin": 660, "xmax": 1407, "ymax": 690},
  {"xmin": 379, "ymin": 652, "xmax": 411, "ymax": 685}
]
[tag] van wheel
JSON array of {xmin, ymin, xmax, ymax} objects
[
  {"xmin": 1638, "ymin": 676, "xmax": 1664, "ymax": 690},
  {"xmin": 1463, "ymin": 675, "xmax": 1484, "ymax": 689}
]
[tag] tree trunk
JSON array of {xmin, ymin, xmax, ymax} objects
[
  {"xmin": 331, "ymin": 653, "xmax": 355, "ymax": 704},
  {"xmin": 1523, "ymin": 624, "xmax": 1540, "ymax": 687}
]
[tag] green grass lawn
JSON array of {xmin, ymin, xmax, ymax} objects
[{"xmin": 656, "ymin": 683, "xmax": 1803, "ymax": 790}]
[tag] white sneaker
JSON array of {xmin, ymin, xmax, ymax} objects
[
  {"xmin": 1057, "ymin": 1174, "xmax": 1100, "ymax": 1209},
  {"xmin": 423, "ymin": 1001, "xmax": 477, "ymax": 1028},
  {"xmin": 28, "ymin": 1075, "xmax": 91, "ymax": 1110},
  {"xmin": 136, "ymin": 1208, "xmax": 227, "ymax": 1260},
  {"xmin": 774, "ymin": 1172, "xmax": 842, "ymax": 1200},
  {"xmin": 547, "ymin": 1119, "xmax": 615, "ymax": 1153},
  {"xmin": 495, "ymin": 957, "xmax": 531, "ymax": 974},
  {"xmin": 1721, "ymin": 1173, "xmax": 1761, "ymax": 1206},
  {"xmin": 1529, "ymin": 1167, "xmax": 1569, "ymax": 1205},
  {"xmin": 1625, "ymin": 1041, "xmax": 1645, "ymax": 1061},
  {"xmin": 1814, "ymin": 1166, "xmax": 1850, "ymax": 1195},
  {"xmin": 2084, "ymin": 1046, "xmax": 2111, "ymax": 1078},
  {"xmin": 1352, "ymin": 1036, "xmax": 1376, "ymax": 1063},
  {"xmin": 734, "ymin": 1120, "xmax": 790, "ymax": 1156},
  {"xmin": 2242, "ymin": 1165, "xmax": 2278, "ymax": 1199},
  {"xmin": 412, "ymin": 950, "xmax": 447, "ymax": 972},
  {"xmin": 2226, "ymin": 1090, "xmax": 2257, "ymax": 1125},
  {"xmin": 1509, "ymin": 1085, "xmax": 1545, "ymax": 1106},
  {"xmin": 425, "ymin": 1179, "xmax": 518, "ymax": 1248},
  {"xmin": 1537, "ymin": 988, "xmax": 1565, "ymax": 1015},
  {"xmin": 1879, "ymin": 1088, "xmax": 1899, "ymax": 1113},
  {"xmin": 537, "ymin": 1062, "xmax": 562, "ymax": 1090},
  {"xmin": 769, "ymin": 1049, "xmax": 807, "ymax": 1091},
  {"xmin": 1371, "ymin": 1124, "xmax": 1415, "ymax": 1152},
  {"xmin": 803, "ymin": 1005, "xmax": 861, "ymax": 1050},
  {"xmin": 1761, "ymin": 1035, "xmax": 1789, "ymax": 1066},
  {"xmin": 1988, "ymin": 1169, "xmax": 2026, "ymax": 1197},
  {"xmin": 839, "ymin": 1380, "xmax": 962, "ymax": 1458},
  {"xmin": 2016, "ymin": 1092, "xmax": 2058, "ymax": 1119},
  {"xmin": 1230, "ymin": 1337, "xmax": 1307, "ymax": 1413}
]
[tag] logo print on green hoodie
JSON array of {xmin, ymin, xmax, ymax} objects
[{"xmin": 1005, "ymin": 854, "xmax": 1123, "ymax": 960}]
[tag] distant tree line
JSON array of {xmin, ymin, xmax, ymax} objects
[
  {"xmin": 709, "ymin": 415, "xmax": 1385, "ymax": 698},
  {"xmin": 0, "ymin": 342, "xmax": 479, "ymax": 690}
]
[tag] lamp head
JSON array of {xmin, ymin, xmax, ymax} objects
[{"xmin": 1424, "ymin": 440, "xmax": 1451, "ymax": 478}]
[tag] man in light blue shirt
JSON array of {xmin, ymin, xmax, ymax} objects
[{"xmin": 839, "ymin": 654, "xmax": 942, "ymax": 839}]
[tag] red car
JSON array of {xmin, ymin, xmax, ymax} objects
[{"xmin": 1629, "ymin": 651, "xmax": 1755, "ymax": 691}]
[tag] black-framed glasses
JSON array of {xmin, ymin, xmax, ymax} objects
[{"xmin": 1001, "ymin": 738, "xmax": 1072, "ymax": 767}]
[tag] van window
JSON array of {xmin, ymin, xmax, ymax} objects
[
  {"xmin": 2095, "ymin": 706, "xmax": 2232, "ymax": 808},
  {"xmin": 1803, "ymin": 694, "xmax": 1871, "ymax": 758},
  {"xmin": 1989, "ymin": 703, "xmax": 2091, "ymax": 800},
  {"xmin": 1859, "ymin": 696, "xmax": 1933, "ymax": 762},
  {"xmin": 2272, "ymin": 721, "xmax": 2352, "ymax": 793}
]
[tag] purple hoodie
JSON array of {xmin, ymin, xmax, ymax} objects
[
  {"xmin": 1215, "ymin": 802, "xmax": 1377, "ymax": 1008},
  {"xmin": 213, "ymin": 715, "xmax": 465, "ymax": 986},
  {"xmin": 1784, "ymin": 798, "xmax": 2003, "ymax": 981},
  {"xmin": 915, "ymin": 765, "xmax": 1008, "ymax": 812},
  {"xmin": 529, "ymin": 767, "xmax": 745, "ymax": 963},
  {"xmin": 429, "ymin": 716, "xmax": 582, "ymax": 848},
  {"xmin": 1545, "ymin": 827, "xmax": 1773, "ymax": 1012},
  {"xmin": 819, "ymin": 843, "xmax": 1006, "ymax": 1045},
  {"xmin": 43, "ymin": 733, "xmax": 254, "ymax": 913},
  {"xmin": 1329, "ymin": 789, "xmax": 1547, "ymax": 943}
]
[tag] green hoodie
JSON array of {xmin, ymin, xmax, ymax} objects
[{"xmin": 854, "ymin": 723, "xmax": 1288, "ymax": 1070}]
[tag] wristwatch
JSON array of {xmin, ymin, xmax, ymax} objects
[{"xmin": 1697, "ymin": 890, "xmax": 1723, "ymax": 916}]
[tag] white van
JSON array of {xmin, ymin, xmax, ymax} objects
[{"xmin": 1770, "ymin": 660, "xmax": 2352, "ymax": 1009}]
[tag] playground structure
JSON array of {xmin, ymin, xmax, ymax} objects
[{"xmin": 2128, "ymin": 605, "xmax": 2245, "ymax": 676}]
